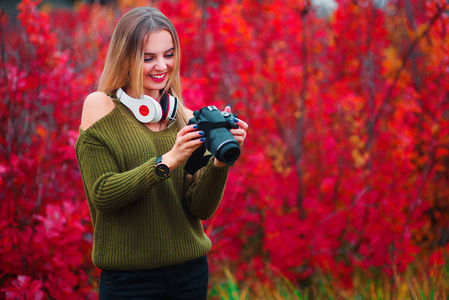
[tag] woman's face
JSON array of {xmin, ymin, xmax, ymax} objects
[{"xmin": 142, "ymin": 30, "xmax": 175, "ymax": 99}]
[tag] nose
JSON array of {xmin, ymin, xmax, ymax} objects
[{"xmin": 154, "ymin": 57, "xmax": 167, "ymax": 71}]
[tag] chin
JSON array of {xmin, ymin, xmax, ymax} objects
[{"xmin": 144, "ymin": 84, "xmax": 164, "ymax": 93}]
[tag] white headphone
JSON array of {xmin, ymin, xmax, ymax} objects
[{"xmin": 116, "ymin": 88, "xmax": 178, "ymax": 123}]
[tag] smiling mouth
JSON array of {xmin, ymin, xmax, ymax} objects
[
  {"xmin": 150, "ymin": 74, "xmax": 165, "ymax": 79},
  {"xmin": 149, "ymin": 73, "xmax": 167, "ymax": 83}
]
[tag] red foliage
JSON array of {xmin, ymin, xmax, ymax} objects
[{"xmin": 1, "ymin": 0, "xmax": 448, "ymax": 296}]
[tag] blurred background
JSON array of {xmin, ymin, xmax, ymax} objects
[{"xmin": 1, "ymin": 0, "xmax": 448, "ymax": 299}]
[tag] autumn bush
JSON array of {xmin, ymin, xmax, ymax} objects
[{"xmin": 1, "ymin": 0, "xmax": 448, "ymax": 298}]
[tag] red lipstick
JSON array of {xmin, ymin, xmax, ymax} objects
[{"xmin": 149, "ymin": 73, "xmax": 166, "ymax": 82}]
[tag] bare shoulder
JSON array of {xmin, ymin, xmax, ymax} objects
[{"xmin": 80, "ymin": 92, "xmax": 115, "ymax": 130}]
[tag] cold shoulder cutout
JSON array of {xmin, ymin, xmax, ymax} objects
[{"xmin": 80, "ymin": 92, "xmax": 116, "ymax": 131}]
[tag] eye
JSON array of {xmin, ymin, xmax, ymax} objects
[
  {"xmin": 165, "ymin": 53, "xmax": 174, "ymax": 58},
  {"xmin": 144, "ymin": 57, "xmax": 153, "ymax": 62}
]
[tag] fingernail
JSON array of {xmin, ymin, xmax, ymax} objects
[
  {"xmin": 226, "ymin": 105, "xmax": 231, "ymax": 108},
  {"xmin": 193, "ymin": 125, "xmax": 198, "ymax": 129},
  {"xmin": 234, "ymin": 118, "xmax": 239, "ymax": 123},
  {"xmin": 198, "ymin": 131, "xmax": 204, "ymax": 136},
  {"xmin": 200, "ymin": 137, "xmax": 205, "ymax": 142}
]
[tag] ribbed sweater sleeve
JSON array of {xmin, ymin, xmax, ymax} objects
[
  {"xmin": 76, "ymin": 137, "xmax": 162, "ymax": 213},
  {"xmin": 185, "ymin": 158, "xmax": 229, "ymax": 220}
]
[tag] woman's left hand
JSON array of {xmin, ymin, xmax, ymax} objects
[
  {"xmin": 214, "ymin": 105, "xmax": 249, "ymax": 167},
  {"xmin": 226, "ymin": 105, "xmax": 248, "ymax": 147}
]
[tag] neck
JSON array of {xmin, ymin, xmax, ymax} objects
[
  {"xmin": 145, "ymin": 119, "xmax": 168, "ymax": 132},
  {"xmin": 144, "ymin": 88, "xmax": 160, "ymax": 101}
]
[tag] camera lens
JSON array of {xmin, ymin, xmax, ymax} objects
[
  {"xmin": 219, "ymin": 144, "xmax": 241, "ymax": 164},
  {"xmin": 206, "ymin": 128, "xmax": 241, "ymax": 165}
]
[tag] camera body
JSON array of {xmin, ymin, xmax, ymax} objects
[{"xmin": 188, "ymin": 106, "xmax": 240, "ymax": 165}]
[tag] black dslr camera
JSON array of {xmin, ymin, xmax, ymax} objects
[{"xmin": 188, "ymin": 106, "xmax": 241, "ymax": 165}]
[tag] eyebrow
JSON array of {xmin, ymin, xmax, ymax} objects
[{"xmin": 144, "ymin": 47, "xmax": 175, "ymax": 55}]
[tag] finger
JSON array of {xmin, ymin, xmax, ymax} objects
[
  {"xmin": 175, "ymin": 132, "xmax": 205, "ymax": 152},
  {"xmin": 230, "ymin": 126, "xmax": 247, "ymax": 147},
  {"xmin": 179, "ymin": 124, "xmax": 199, "ymax": 136},
  {"xmin": 184, "ymin": 130, "xmax": 205, "ymax": 141},
  {"xmin": 182, "ymin": 135, "xmax": 206, "ymax": 151},
  {"xmin": 234, "ymin": 118, "xmax": 248, "ymax": 131},
  {"xmin": 233, "ymin": 135, "xmax": 245, "ymax": 147},
  {"xmin": 230, "ymin": 128, "xmax": 246, "ymax": 137},
  {"xmin": 224, "ymin": 105, "xmax": 232, "ymax": 113}
]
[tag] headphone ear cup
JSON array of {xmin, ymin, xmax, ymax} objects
[
  {"xmin": 160, "ymin": 93, "xmax": 178, "ymax": 121},
  {"xmin": 170, "ymin": 95, "xmax": 178, "ymax": 120},
  {"xmin": 143, "ymin": 95, "xmax": 162, "ymax": 122},
  {"xmin": 159, "ymin": 93, "xmax": 169, "ymax": 121}
]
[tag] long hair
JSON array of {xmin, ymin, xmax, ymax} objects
[{"xmin": 98, "ymin": 6, "xmax": 189, "ymax": 127}]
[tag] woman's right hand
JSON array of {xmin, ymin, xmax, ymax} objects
[{"xmin": 162, "ymin": 125, "xmax": 205, "ymax": 170}]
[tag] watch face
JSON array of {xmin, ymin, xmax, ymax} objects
[{"xmin": 156, "ymin": 164, "xmax": 170, "ymax": 178}]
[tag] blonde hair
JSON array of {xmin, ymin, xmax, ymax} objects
[{"xmin": 98, "ymin": 6, "xmax": 189, "ymax": 127}]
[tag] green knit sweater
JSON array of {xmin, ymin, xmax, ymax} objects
[{"xmin": 75, "ymin": 95, "xmax": 229, "ymax": 270}]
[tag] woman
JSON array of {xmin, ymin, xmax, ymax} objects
[{"xmin": 75, "ymin": 6, "xmax": 248, "ymax": 300}]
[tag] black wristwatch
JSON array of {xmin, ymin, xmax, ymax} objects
[{"xmin": 155, "ymin": 156, "xmax": 171, "ymax": 179}]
